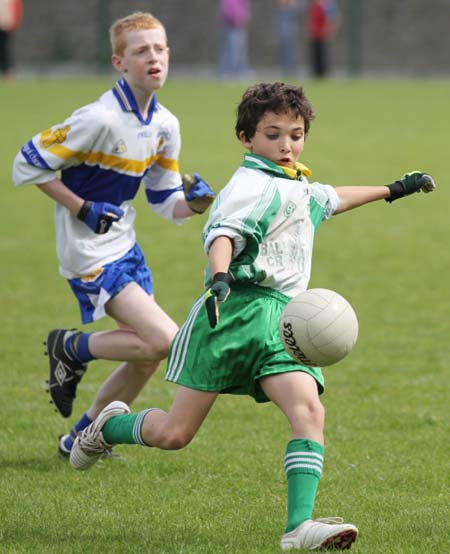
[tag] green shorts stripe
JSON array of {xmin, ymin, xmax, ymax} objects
[{"xmin": 167, "ymin": 296, "xmax": 204, "ymax": 382}]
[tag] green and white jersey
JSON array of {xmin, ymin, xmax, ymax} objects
[{"xmin": 202, "ymin": 153, "xmax": 340, "ymax": 298}]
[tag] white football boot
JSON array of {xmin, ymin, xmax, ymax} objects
[
  {"xmin": 70, "ymin": 401, "xmax": 130, "ymax": 470},
  {"xmin": 280, "ymin": 518, "xmax": 358, "ymax": 550}
]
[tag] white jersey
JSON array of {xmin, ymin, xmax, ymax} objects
[
  {"xmin": 13, "ymin": 78, "xmax": 185, "ymax": 279},
  {"xmin": 203, "ymin": 153, "xmax": 340, "ymax": 298}
]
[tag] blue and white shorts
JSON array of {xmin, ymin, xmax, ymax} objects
[{"xmin": 68, "ymin": 243, "xmax": 153, "ymax": 324}]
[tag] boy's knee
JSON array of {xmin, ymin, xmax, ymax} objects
[
  {"xmin": 150, "ymin": 424, "xmax": 195, "ymax": 450},
  {"xmin": 297, "ymin": 399, "xmax": 325, "ymax": 430},
  {"xmin": 164, "ymin": 430, "xmax": 193, "ymax": 450},
  {"xmin": 150, "ymin": 335, "xmax": 172, "ymax": 360},
  {"xmin": 312, "ymin": 401, "xmax": 325, "ymax": 427},
  {"xmin": 135, "ymin": 333, "xmax": 172, "ymax": 362}
]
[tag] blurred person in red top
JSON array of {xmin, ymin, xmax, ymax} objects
[
  {"xmin": 307, "ymin": 0, "xmax": 340, "ymax": 78},
  {"xmin": 0, "ymin": 0, "xmax": 23, "ymax": 79}
]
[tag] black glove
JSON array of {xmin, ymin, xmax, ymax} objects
[
  {"xmin": 77, "ymin": 201, "xmax": 124, "ymax": 234},
  {"xmin": 204, "ymin": 272, "xmax": 231, "ymax": 328},
  {"xmin": 385, "ymin": 171, "xmax": 436, "ymax": 203}
]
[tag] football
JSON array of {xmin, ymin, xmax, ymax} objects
[{"xmin": 279, "ymin": 288, "xmax": 358, "ymax": 367}]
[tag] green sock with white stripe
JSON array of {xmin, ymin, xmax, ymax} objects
[
  {"xmin": 101, "ymin": 409, "xmax": 154, "ymax": 445},
  {"xmin": 285, "ymin": 438, "xmax": 324, "ymax": 532}
]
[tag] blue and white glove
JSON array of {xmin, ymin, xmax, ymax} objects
[
  {"xmin": 77, "ymin": 201, "xmax": 124, "ymax": 234},
  {"xmin": 182, "ymin": 173, "xmax": 216, "ymax": 214},
  {"xmin": 205, "ymin": 272, "xmax": 231, "ymax": 328}
]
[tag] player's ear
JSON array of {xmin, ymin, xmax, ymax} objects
[
  {"xmin": 111, "ymin": 54, "xmax": 123, "ymax": 72},
  {"xmin": 239, "ymin": 130, "xmax": 252, "ymax": 149}
]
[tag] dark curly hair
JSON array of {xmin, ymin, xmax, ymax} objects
[{"xmin": 235, "ymin": 82, "xmax": 315, "ymax": 141}]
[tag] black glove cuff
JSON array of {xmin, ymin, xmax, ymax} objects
[
  {"xmin": 212, "ymin": 272, "xmax": 231, "ymax": 285},
  {"xmin": 77, "ymin": 200, "xmax": 93, "ymax": 221},
  {"xmin": 385, "ymin": 181, "xmax": 405, "ymax": 203}
]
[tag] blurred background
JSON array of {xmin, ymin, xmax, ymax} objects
[{"xmin": 5, "ymin": 0, "xmax": 450, "ymax": 80}]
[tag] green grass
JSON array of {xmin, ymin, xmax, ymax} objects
[{"xmin": 1, "ymin": 77, "xmax": 449, "ymax": 553}]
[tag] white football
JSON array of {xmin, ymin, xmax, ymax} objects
[{"xmin": 279, "ymin": 288, "xmax": 358, "ymax": 367}]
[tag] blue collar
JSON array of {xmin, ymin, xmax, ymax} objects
[{"xmin": 112, "ymin": 79, "xmax": 157, "ymax": 125}]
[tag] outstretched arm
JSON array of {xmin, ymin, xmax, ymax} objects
[
  {"xmin": 334, "ymin": 185, "xmax": 390, "ymax": 214},
  {"xmin": 334, "ymin": 172, "xmax": 435, "ymax": 215}
]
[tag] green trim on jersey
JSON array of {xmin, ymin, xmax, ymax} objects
[
  {"xmin": 229, "ymin": 178, "xmax": 281, "ymax": 282},
  {"xmin": 242, "ymin": 153, "xmax": 312, "ymax": 180},
  {"xmin": 309, "ymin": 195, "xmax": 326, "ymax": 230}
]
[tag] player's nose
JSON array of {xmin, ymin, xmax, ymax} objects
[{"xmin": 279, "ymin": 139, "xmax": 290, "ymax": 152}]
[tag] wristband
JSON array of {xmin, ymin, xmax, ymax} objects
[
  {"xmin": 77, "ymin": 200, "xmax": 93, "ymax": 221},
  {"xmin": 212, "ymin": 272, "xmax": 231, "ymax": 285},
  {"xmin": 385, "ymin": 182, "xmax": 404, "ymax": 203}
]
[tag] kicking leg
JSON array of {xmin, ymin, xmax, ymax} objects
[
  {"xmin": 70, "ymin": 386, "xmax": 218, "ymax": 469},
  {"xmin": 59, "ymin": 284, "xmax": 177, "ymax": 452}
]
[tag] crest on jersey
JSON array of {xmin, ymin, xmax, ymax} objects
[
  {"xmin": 157, "ymin": 130, "xmax": 171, "ymax": 149},
  {"xmin": 284, "ymin": 201, "xmax": 297, "ymax": 217},
  {"xmin": 40, "ymin": 126, "xmax": 71, "ymax": 149},
  {"xmin": 112, "ymin": 139, "xmax": 127, "ymax": 154}
]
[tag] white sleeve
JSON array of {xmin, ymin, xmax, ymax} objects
[
  {"xmin": 142, "ymin": 114, "xmax": 185, "ymax": 224},
  {"xmin": 308, "ymin": 181, "xmax": 341, "ymax": 218},
  {"xmin": 13, "ymin": 105, "xmax": 102, "ymax": 187},
  {"xmin": 202, "ymin": 175, "xmax": 277, "ymax": 258}
]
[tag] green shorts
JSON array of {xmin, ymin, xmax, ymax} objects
[{"xmin": 166, "ymin": 284, "xmax": 324, "ymax": 403}]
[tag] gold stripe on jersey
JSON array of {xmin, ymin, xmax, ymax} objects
[
  {"xmin": 43, "ymin": 141, "xmax": 179, "ymax": 175},
  {"xmin": 155, "ymin": 156, "xmax": 179, "ymax": 172}
]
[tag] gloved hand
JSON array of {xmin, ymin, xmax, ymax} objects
[
  {"xmin": 182, "ymin": 173, "xmax": 216, "ymax": 214},
  {"xmin": 386, "ymin": 171, "xmax": 436, "ymax": 203},
  {"xmin": 205, "ymin": 272, "xmax": 231, "ymax": 328},
  {"xmin": 77, "ymin": 201, "xmax": 124, "ymax": 234}
]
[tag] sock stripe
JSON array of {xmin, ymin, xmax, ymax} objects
[
  {"xmin": 285, "ymin": 451, "xmax": 323, "ymax": 462},
  {"xmin": 285, "ymin": 462, "xmax": 323, "ymax": 475},
  {"xmin": 285, "ymin": 452, "xmax": 324, "ymax": 475},
  {"xmin": 132, "ymin": 410, "xmax": 148, "ymax": 445}
]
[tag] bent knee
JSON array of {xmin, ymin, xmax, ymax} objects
[
  {"xmin": 294, "ymin": 400, "xmax": 325, "ymax": 431},
  {"xmin": 159, "ymin": 427, "xmax": 195, "ymax": 450},
  {"xmin": 313, "ymin": 402, "xmax": 325, "ymax": 427},
  {"xmin": 135, "ymin": 335, "xmax": 172, "ymax": 362}
]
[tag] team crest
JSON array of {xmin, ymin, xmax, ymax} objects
[
  {"xmin": 284, "ymin": 201, "xmax": 297, "ymax": 217},
  {"xmin": 40, "ymin": 126, "xmax": 71, "ymax": 149},
  {"xmin": 112, "ymin": 139, "xmax": 127, "ymax": 154},
  {"xmin": 157, "ymin": 130, "xmax": 171, "ymax": 149}
]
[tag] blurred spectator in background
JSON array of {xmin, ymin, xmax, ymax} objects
[
  {"xmin": 0, "ymin": 0, "xmax": 22, "ymax": 80},
  {"xmin": 218, "ymin": 0, "xmax": 251, "ymax": 79},
  {"xmin": 307, "ymin": 0, "xmax": 340, "ymax": 78},
  {"xmin": 275, "ymin": 0, "xmax": 305, "ymax": 76}
]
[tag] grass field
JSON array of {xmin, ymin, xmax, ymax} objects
[{"xmin": 1, "ymin": 76, "xmax": 449, "ymax": 553}]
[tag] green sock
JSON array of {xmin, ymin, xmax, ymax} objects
[
  {"xmin": 102, "ymin": 409, "xmax": 152, "ymax": 445},
  {"xmin": 285, "ymin": 438, "xmax": 324, "ymax": 532}
]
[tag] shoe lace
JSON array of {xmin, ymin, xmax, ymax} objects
[{"xmin": 79, "ymin": 431, "xmax": 111, "ymax": 455}]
